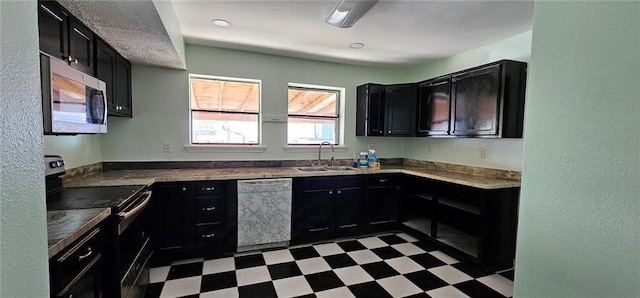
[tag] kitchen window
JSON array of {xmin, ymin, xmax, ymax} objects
[
  {"xmin": 288, "ymin": 84, "xmax": 343, "ymax": 145},
  {"xmin": 189, "ymin": 74, "xmax": 261, "ymax": 145}
]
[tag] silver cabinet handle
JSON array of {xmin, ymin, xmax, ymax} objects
[
  {"xmin": 329, "ymin": 190, "xmax": 333, "ymax": 194},
  {"xmin": 379, "ymin": 178, "xmax": 388, "ymax": 183},
  {"xmin": 201, "ymin": 233, "xmax": 216, "ymax": 238},
  {"xmin": 309, "ymin": 227, "xmax": 329, "ymax": 232},
  {"xmin": 67, "ymin": 55, "xmax": 78, "ymax": 64},
  {"xmin": 203, "ymin": 187, "xmax": 215, "ymax": 191},
  {"xmin": 202, "ymin": 207, "xmax": 216, "ymax": 211},
  {"xmin": 182, "ymin": 187, "xmax": 187, "ymax": 191},
  {"xmin": 388, "ymin": 130, "xmax": 392, "ymax": 133},
  {"xmin": 77, "ymin": 247, "xmax": 93, "ymax": 261},
  {"xmin": 337, "ymin": 190, "xmax": 341, "ymax": 194}
]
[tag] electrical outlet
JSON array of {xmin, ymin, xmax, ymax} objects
[
  {"xmin": 163, "ymin": 141, "xmax": 172, "ymax": 153},
  {"xmin": 479, "ymin": 147, "xmax": 486, "ymax": 159}
]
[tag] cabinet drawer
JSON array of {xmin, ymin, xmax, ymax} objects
[
  {"xmin": 195, "ymin": 224, "xmax": 223, "ymax": 249},
  {"xmin": 51, "ymin": 227, "xmax": 102, "ymax": 294},
  {"xmin": 196, "ymin": 197, "xmax": 222, "ymax": 223},
  {"xmin": 366, "ymin": 175, "xmax": 398, "ymax": 186},
  {"xmin": 335, "ymin": 175, "xmax": 362, "ymax": 188},
  {"xmin": 196, "ymin": 181, "xmax": 222, "ymax": 196},
  {"xmin": 302, "ymin": 177, "xmax": 334, "ymax": 190}
]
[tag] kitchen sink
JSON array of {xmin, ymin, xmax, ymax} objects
[
  {"xmin": 294, "ymin": 166, "xmax": 357, "ymax": 172},
  {"xmin": 295, "ymin": 166, "xmax": 328, "ymax": 172},
  {"xmin": 325, "ymin": 166, "xmax": 357, "ymax": 171}
]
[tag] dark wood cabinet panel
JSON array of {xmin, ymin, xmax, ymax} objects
[
  {"xmin": 68, "ymin": 18, "xmax": 93, "ymax": 73},
  {"xmin": 385, "ymin": 84, "xmax": 416, "ymax": 136},
  {"xmin": 152, "ymin": 183, "xmax": 193, "ymax": 261},
  {"xmin": 417, "ymin": 77, "xmax": 452, "ymax": 136},
  {"xmin": 303, "ymin": 189, "xmax": 335, "ymax": 234},
  {"xmin": 451, "ymin": 64, "xmax": 501, "ymax": 136},
  {"xmin": 95, "ymin": 39, "xmax": 116, "ymax": 113},
  {"xmin": 365, "ymin": 175, "xmax": 400, "ymax": 228},
  {"xmin": 356, "ymin": 84, "xmax": 386, "ymax": 136},
  {"xmin": 38, "ymin": 1, "xmax": 68, "ymax": 60},
  {"xmin": 95, "ymin": 38, "xmax": 132, "ymax": 117},
  {"xmin": 335, "ymin": 187, "xmax": 364, "ymax": 232}
]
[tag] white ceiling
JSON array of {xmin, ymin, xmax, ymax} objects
[
  {"xmin": 60, "ymin": 0, "xmax": 533, "ymax": 69},
  {"xmin": 173, "ymin": 0, "xmax": 534, "ymax": 68}
]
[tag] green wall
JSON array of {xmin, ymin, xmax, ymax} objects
[
  {"xmin": 44, "ymin": 135, "xmax": 103, "ymax": 169},
  {"xmin": 514, "ymin": 2, "xmax": 640, "ymax": 296},
  {"xmin": 0, "ymin": 0, "xmax": 50, "ymax": 296},
  {"xmin": 101, "ymin": 45, "xmax": 409, "ymax": 162},
  {"xmin": 403, "ymin": 31, "xmax": 532, "ymax": 171}
]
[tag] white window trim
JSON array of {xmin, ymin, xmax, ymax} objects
[
  {"xmin": 287, "ymin": 82, "xmax": 346, "ymax": 146},
  {"xmin": 188, "ymin": 73, "xmax": 263, "ymax": 146}
]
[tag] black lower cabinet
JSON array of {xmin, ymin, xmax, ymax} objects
[
  {"xmin": 151, "ymin": 181, "xmax": 236, "ymax": 265},
  {"xmin": 365, "ymin": 175, "xmax": 401, "ymax": 230},
  {"xmin": 292, "ymin": 176, "xmax": 365, "ymax": 244},
  {"xmin": 151, "ymin": 183, "xmax": 193, "ymax": 263},
  {"xmin": 401, "ymin": 177, "xmax": 519, "ymax": 270}
]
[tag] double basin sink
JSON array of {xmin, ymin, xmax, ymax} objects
[{"xmin": 294, "ymin": 166, "xmax": 358, "ymax": 172}]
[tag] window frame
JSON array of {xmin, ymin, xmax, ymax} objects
[
  {"xmin": 188, "ymin": 74, "xmax": 262, "ymax": 146},
  {"xmin": 287, "ymin": 83, "xmax": 345, "ymax": 146}
]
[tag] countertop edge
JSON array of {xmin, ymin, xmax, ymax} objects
[{"xmin": 48, "ymin": 208, "xmax": 111, "ymax": 259}]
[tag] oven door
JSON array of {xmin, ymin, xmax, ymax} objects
[{"xmin": 117, "ymin": 191, "xmax": 153, "ymax": 298}]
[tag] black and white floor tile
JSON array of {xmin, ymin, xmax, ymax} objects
[{"xmin": 146, "ymin": 232, "xmax": 514, "ymax": 298}]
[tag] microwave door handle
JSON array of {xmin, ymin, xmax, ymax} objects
[{"xmin": 118, "ymin": 191, "xmax": 152, "ymax": 221}]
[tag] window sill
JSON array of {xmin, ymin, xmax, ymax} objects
[
  {"xmin": 184, "ymin": 144, "xmax": 266, "ymax": 153},
  {"xmin": 283, "ymin": 145, "xmax": 348, "ymax": 153}
]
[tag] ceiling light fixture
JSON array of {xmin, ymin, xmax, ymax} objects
[
  {"xmin": 326, "ymin": 0, "xmax": 378, "ymax": 28},
  {"xmin": 211, "ymin": 19, "xmax": 231, "ymax": 28},
  {"xmin": 349, "ymin": 42, "xmax": 365, "ymax": 49}
]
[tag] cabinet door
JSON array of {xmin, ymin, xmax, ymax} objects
[
  {"xmin": 386, "ymin": 84, "xmax": 416, "ymax": 136},
  {"xmin": 303, "ymin": 189, "xmax": 335, "ymax": 235},
  {"xmin": 67, "ymin": 18, "xmax": 94, "ymax": 73},
  {"xmin": 417, "ymin": 78, "xmax": 451, "ymax": 136},
  {"xmin": 335, "ymin": 187, "xmax": 364, "ymax": 232},
  {"xmin": 95, "ymin": 39, "xmax": 116, "ymax": 113},
  {"xmin": 451, "ymin": 64, "xmax": 501, "ymax": 136},
  {"xmin": 153, "ymin": 184, "xmax": 193, "ymax": 259},
  {"xmin": 38, "ymin": 1, "xmax": 68, "ymax": 60},
  {"xmin": 366, "ymin": 184, "xmax": 399, "ymax": 227},
  {"xmin": 367, "ymin": 85, "xmax": 386, "ymax": 136},
  {"xmin": 114, "ymin": 55, "xmax": 132, "ymax": 117}
]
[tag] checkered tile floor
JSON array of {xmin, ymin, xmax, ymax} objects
[{"xmin": 146, "ymin": 232, "xmax": 514, "ymax": 298}]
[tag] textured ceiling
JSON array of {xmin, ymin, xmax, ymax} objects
[
  {"xmin": 56, "ymin": 0, "xmax": 533, "ymax": 70},
  {"xmin": 57, "ymin": 0, "xmax": 185, "ymax": 69}
]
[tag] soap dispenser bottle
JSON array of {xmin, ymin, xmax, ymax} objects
[{"xmin": 352, "ymin": 152, "xmax": 358, "ymax": 168}]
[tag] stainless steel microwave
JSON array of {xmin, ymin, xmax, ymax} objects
[{"xmin": 41, "ymin": 55, "xmax": 107, "ymax": 134}]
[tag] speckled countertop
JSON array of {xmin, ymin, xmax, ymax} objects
[
  {"xmin": 50, "ymin": 165, "xmax": 519, "ymax": 258},
  {"xmin": 64, "ymin": 165, "xmax": 521, "ymax": 189},
  {"xmin": 47, "ymin": 208, "xmax": 111, "ymax": 258}
]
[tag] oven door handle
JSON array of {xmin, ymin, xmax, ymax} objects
[{"xmin": 118, "ymin": 191, "xmax": 152, "ymax": 221}]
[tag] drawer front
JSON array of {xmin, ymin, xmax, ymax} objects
[
  {"xmin": 366, "ymin": 175, "xmax": 398, "ymax": 186},
  {"xmin": 335, "ymin": 175, "xmax": 362, "ymax": 188},
  {"xmin": 195, "ymin": 224, "xmax": 223, "ymax": 249},
  {"xmin": 302, "ymin": 177, "xmax": 334, "ymax": 190},
  {"xmin": 196, "ymin": 197, "xmax": 222, "ymax": 223},
  {"xmin": 196, "ymin": 181, "xmax": 222, "ymax": 196},
  {"xmin": 51, "ymin": 227, "xmax": 102, "ymax": 293}
]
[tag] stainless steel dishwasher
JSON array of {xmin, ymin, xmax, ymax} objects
[{"xmin": 237, "ymin": 178, "xmax": 292, "ymax": 252}]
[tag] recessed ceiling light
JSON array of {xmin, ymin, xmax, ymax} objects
[
  {"xmin": 211, "ymin": 19, "xmax": 231, "ymax": 28},
  {"xmin": 349, "ymin": 42, "xmax": 365, "ymax": 49}
]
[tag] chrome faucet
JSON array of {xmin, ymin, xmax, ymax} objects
[{"xmin": 316, "ymin": 141, "xmax": 334, "ymax": 166}]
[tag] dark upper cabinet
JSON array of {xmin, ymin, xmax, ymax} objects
[
  {"xmin": 451, "ymin": 64, "xmax": 501, "ymax": 136},
  {"xmin": 95, "ymin": 38, "xmax": 133, "ymax": 117},
  {"xmin": 385, "ymin": 84, "xmax": 416, "ymax": 136},
  {"xmin": 417, "ymin": 77, "xmax": 452, "ymax": 136},
  {"xmin": 356, "ymin": 83, "xmax": 416, "ymax": 137},
  {"xmin": 450, "ymin": 60, "xmax": 527, "ymax": 138},
  {"xmin": 67, "ymin": 18, "xmax": 93, "ymax": 73},
  {"xmin": 38, "ymin": 1, "xmax": 68, "ymax": 61},
  {"xmin": 356, "ymin": 84, "xmax": 386, "ymax": 136},
  {"xmin": 38, "ymin": 1, "xmax": 93, "ymax": 73}
]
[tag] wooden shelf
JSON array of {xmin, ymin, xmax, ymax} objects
[
  {"xmin": 436, "ymin": 223, "xmax": 478, "ymax": 257},
  {"xmin": 439, "ymin": 197, "xmax": 480, "ymax": 215}
]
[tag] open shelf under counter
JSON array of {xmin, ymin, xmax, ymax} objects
[
  {"xmin": 438, "ymin": 197, "xmax": 480, "ymax": 215},
  {"xmin": 435, "ymin": 222, "xmax": 479, "ymax": 258},
  {"xmin": 402, "ymin": 217, "xmax": 432, "ymax": 237}
]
